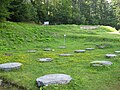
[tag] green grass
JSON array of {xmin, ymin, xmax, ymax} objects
[{"xmin": 0, "ymin": 21, "xmax": 120, "ymax": 90}]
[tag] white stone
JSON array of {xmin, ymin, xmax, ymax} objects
[
  {"xmin": 98, "ymin": 46, "xmax": 105, "ymax": 49},
  {"xmin": 106, "ymin": 54, "xmax": 117, "ymax": 58},
  {"xmin": 90, "ymin": 61, "xmax": 112, "ymax": 66},
  {"xmin": 59, "ymin": 54, "xmax": 73, "ymax": 57},
  {"xmin": 115, "ymin": 51, "xmax": 120, "ymax": 53},
  {"xmin": 38, "ymin": 58, "xmax": 52, "ymax": 62},
  {"xmin": 59, "ymin": 46, "xmax": 66, "ymax": 49},
  {"xmin": 27, "ymin": 50, "xmax": 36, "ymax": 53},
  {"xmin": 74, "ymin": 50, "xmax": 86, "ymax": 53},
  {"xmin": 36, "ymin": 74, "xmax": 72, "ymax": 87},
  {"xmin": 0, "ymin": 62, "xmax": 22, "ymax": 71},
  {"xmin": 86, "ymin": 48, "xmax": 94, "ymax": 50},
  {"xmin": 44, "ymin": 48, "xmax": 51, "ymax": 51},
  {"xmin": 96, "ymin": 44, "xmax": 107, "ymax": 49},
  {"xmin": 80, "ymin": 26, "xmax": 99, "ymax": 29},
  {"xmin": 97, "ymin": 45, "xmax": 105, "ymax": 49}
]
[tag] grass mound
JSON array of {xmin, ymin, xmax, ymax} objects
[
  {"xmin": 99, "ymin": 26, "xmax": 117, "ymax": 32},
  {"xmin": 0, "ymin": 22, "xmax": 120, "ymax": 90}
]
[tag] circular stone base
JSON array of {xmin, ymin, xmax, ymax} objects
[
  {"xmin": 96, "ymin": 44, "xmax": 105, "ymax": 49},
  {"xmin": 86, "ymin": 48, "xmax": 94, "ymax": 50},
  {"xmin": 44, "ymin": 48, "xmax": 51, "ymax": 51},
  {"xmin": 105, "ymin": 54, "xmax": 117, "ymax": 58},
  {"xmin": 0, "ymin": 62, "xmax": 22, "ymax": 71},
  {"xmin": 115, "ymin": 51, "xmax": 120, "ymax": 53},
  {"xmin": 59, "ymin": 46, "xmax": 66, "ymax": 49},
  {"xmin": 80, "ymin": 26, "xmax": 98, "ymax": 29},
  {"xmin": 59, "ymin": 54, "xmax": 73, "ymax": 57},
  {"xmin": 74, "ymin": 50, "xmax": 86, "ymax": 53},
  {"xmin": 36, "ymin": 74, "xmax": 72, "ymax": 87},
  {"xmin": 90, "ymin": 61, "xmax": 112, "ymax": 66},
  {"xmin": 38, "ymin": 58, "xmax": 52, "ymax": 62},
  {"xmin": 27, "ymin": 50, "xmax": 36, "ymax": 53},
  {"xmin": 98, "ymin": 46, "xmax": 105, "ymax": 49}
]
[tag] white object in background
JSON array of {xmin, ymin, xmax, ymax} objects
[
  {"xmin": 64, "ymin": 34, "xmax": 66, "ymax": 45},
  {"xmin": 44, "ymin": 21, "xmax": 49, "ymax": 25},
  {"xmin": 64, "ymin": 34, "xmax": 66, "ymax": 37}
]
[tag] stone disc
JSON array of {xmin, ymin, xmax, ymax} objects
[
  {"xmin": 0, "ymin": 62, "xmax": 22, "ymax": 71},
  {"xmin": 59, "ymin": 54, "xmax": 73, "ymax": 57},
  {"xmin": 105, "ymin": 54, "xmax": 117, "ymax": 58},
  {"xmin": 27, "ymin": 50, "xmax": 36, "ymax": 53},
  {"xmin": 86, "ymin": 48, "xmax": 94, "ymax": 50},
  {"xmin": 115, "ymin": 51, "xmax": 120, "ymax": 53},
  {"xmin": 90, "ymin": 61, "xmax": 112, "ymax": 66},
  {"xmin": 38, "ymin": 58, "xmax": 52, "ymax": 62},
  {"xmin": 59, "ymin": 46, "xmax": 66, "ymax": 49},
  {"xmin": 44, "ymin": 48, "xmax": 51, "ymax": 51},
  {"xmin": 74, "ymin": 50, "xmax": 86, "ymax": 53},
  {"xmin": 36, "ymin": 74, "xmax": 72, "ymax": 87},
  {"xmin": 98, "ymin": 46, "xmax": 105, "ymax": 49}
]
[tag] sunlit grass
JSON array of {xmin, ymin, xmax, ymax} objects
[{"xmin": 0, "ymin": 22, "xmax": 120, "ymax": 90}]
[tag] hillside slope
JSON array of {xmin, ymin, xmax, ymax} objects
[
  {"xmin": 0, "ymin": 22, "xmax": 120, "ymax": 90},
  {"xmin": 0, "ymin": 21, "xmax": 118, "ymax": 51}
]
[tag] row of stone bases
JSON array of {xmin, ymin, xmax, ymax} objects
[{"xmin": 0, "ymin": 45, "xmax": 119, "ymax": 88}]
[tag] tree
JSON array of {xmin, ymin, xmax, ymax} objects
[
  {"xmin": 0, "ymin": 0, "xmax": 12, "ymax": 21},
  {"xmin": 112, "ymin": 0, "xmax": 120, "ymax": 29},
  {"xmin": 8, "ymin": 0, "xmax": 37, "ymax": 22},
  {"xmin": 54, "ymin": 0, "xmax": 72, "ymax": 24}
]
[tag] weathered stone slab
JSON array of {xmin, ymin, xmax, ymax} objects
[
  {"xmin": 86, "ymin": 48, "xmax": 94, "ymax": 50},
  {"xmin": 80, "ymin": 26, "xmax": 99, "ymax": 29},
  {"xmin": 27, "ymin": 50, "xmax": 36, "ymax": 53},
  {"xmin": 115, "ymin": 51, "xmax": 120, "ymax": 53},
  {"xmin": 38, "ymin": 58, "xmax": 52, "ymax": 62},
  {"xmin": 59, "ymin": 46, "xmax": 66, "ymax": 49},
  {"xmin": 90, "ymin": 61, "xmax": 112, "ymax": 66},
  {"xmin": 74, "ymin": 50, "xmax": 86, "ymax": 53},
  {"xmin": 36, "ymin": 74, "xmax": 72, "ymax": 87},
  {"xmin": 44, "ymin": 48, "xmax": 51, "ymax": 51},
  {"xmin": 96, "ymin": 44, "xmax": 105, "ymax": 49},
  {"xmin": 0, "ymin": 62, "xmax": 22, "ymax": 71},
  {"xmin": 59, "ymin": 54, "xmax": 73, "ymax": 57},
  {"xmin": 105, "ymin": 54, "xmax": 117, "ymax": 58},
  {"xmin": 98, "ymin": 46, "xmax": 105, "ymax": 49}
]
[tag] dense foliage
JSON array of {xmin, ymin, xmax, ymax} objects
[
  {"xmin": 0, "ymin": 0, "xmax": 120, "ymax": 29},
  {"xmin": 0, "ymin": 0, "xmax": 12, "ymax": 21}
]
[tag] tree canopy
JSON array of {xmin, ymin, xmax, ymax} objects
[{"xmin": 0, "ymin": 0, "xmax": 120, "ymax": 29}]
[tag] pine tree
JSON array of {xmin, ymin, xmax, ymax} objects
[
  {"xmin": 8, "ymin": 0, "xmax": 37, "ymax": 22},
  {"xmin": 0, "ymin": 0, "xmax": 11, "ymax": 21}
]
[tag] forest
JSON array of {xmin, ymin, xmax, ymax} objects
[
  {"xmin": 0, "ymin": 0, "xmax": 120, "ymax": 90},
  {"xmin": 0, "ymin": 0, "xmax": 120, "ymax": 29}
]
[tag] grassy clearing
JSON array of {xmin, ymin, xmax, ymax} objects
[{"xmin": 0, "ymin": 22, "xmax": 120, "ymax": 90}]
